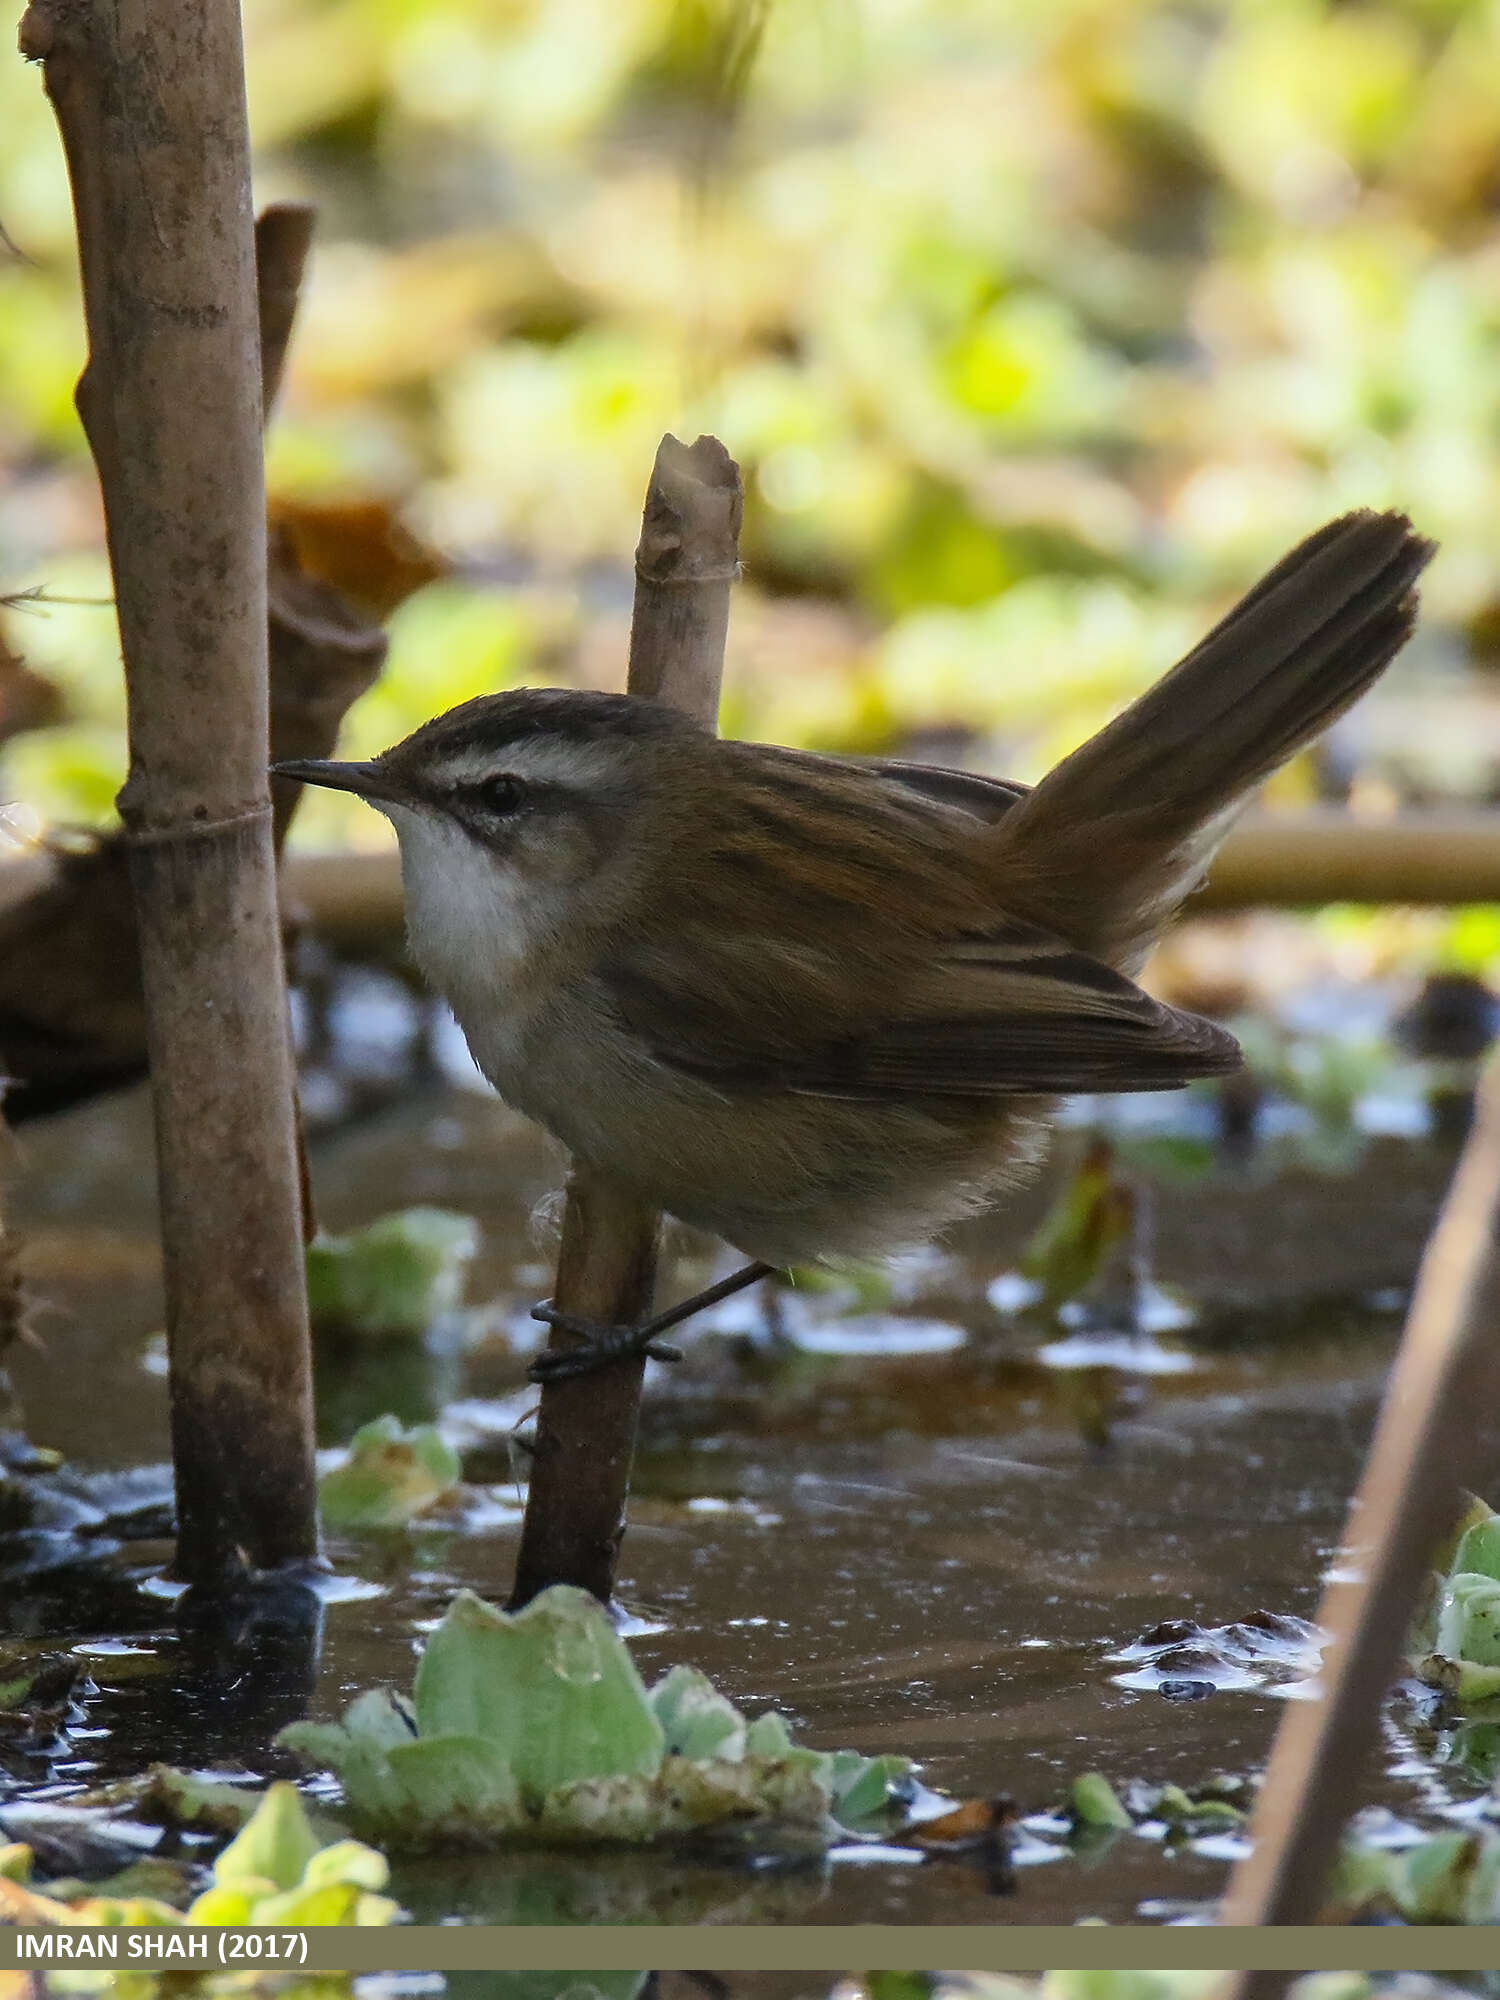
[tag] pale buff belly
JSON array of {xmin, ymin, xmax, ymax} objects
[{"xmin": 459, "ymin": 988, "xmax": 1057, "ymax": 1267}]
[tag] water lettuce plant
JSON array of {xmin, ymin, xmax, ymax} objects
[
  {"xmin": 1412, "ymin": 1492, "xmax": 1500, "ymax": 1701},
  {"xmin": 305, "ymin": 1207, "xmax": 477, "ymax": 1338},
  {"xmin": 1067, "ymin": 1772, "xmax": 1133, "ymax": 1830},
  {"xmin": 318, "ymin": 1413, "xmax": 462, "ymax": 1528},
  {"xmin": 1331, "ymin": 1823, "xmax": 1500, "ymax": 1925},
  {"xmin": 280, "ymin": 1583, "xmax": 911, "ymax": 1848}
]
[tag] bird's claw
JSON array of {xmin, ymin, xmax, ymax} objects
[{"xmin": 527, "ymin": 1300, "xmax": 683, "ymax": 1383}]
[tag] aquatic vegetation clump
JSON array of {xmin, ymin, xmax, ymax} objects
[
  {"xmin": 1060, "ymin": 1771, "xmax": 1247, "ymax": 1843},
  {"xmin": 0, "ymin": 1780, "xmax": 398, "ymax": 1931},
  {"xmin": 1017, "ymin": 1140, "xmax": 1133, "ymax": 1315},
  {"xmin": 280, "ymin": 1583, "xmax": 912, "ymax": 1848}
]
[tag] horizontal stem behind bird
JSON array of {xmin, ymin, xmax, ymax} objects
[{"xmin": 11, "ymin": 809, "xmax": 1476, "ymax": 960}]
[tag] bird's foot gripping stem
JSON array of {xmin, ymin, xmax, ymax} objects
[
  {"xmin": 528, "ymin": 1304, "xmax": 683, "ymax": 1380},
  {"xmin": 527, "ymin": 1260, "xmax": 777, "ymax": 1385}
]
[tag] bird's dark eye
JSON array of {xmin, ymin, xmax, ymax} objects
[{"xmin": 476, "ymin": 775, "xmax": 526, "ymax": 817}]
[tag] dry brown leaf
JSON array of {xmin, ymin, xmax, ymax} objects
[
  {"xmin": 269, "ymin": 496, "xmax": 445, "ymax": 620},
  {"xmin": 909, "ymin": 1795, "xmax": 1015, "ymax": 1847}
]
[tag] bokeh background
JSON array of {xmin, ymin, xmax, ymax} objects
[
  {"xmin": 6, "ymin": 12, "xmax": 1500, "ymax": 1914},
  {"xmin": 5, "ymin": 0, "xmax": 1500, "ymax": 961}
]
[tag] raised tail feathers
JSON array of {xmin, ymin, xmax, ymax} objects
[{"xmin": 988, "ymin": 509, "xmax": 1435, "ymax": 968}]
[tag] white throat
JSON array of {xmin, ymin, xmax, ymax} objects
[{"xmin": 384, "ymin": 804, "xmax": 541, "ymax": 1033}]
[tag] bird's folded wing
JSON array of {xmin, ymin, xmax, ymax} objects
[
  {"xmin": 846, "ymin": 755, "xmax": 1031, "ymax": 823},
  {"xmin": 602, "ymin": 917, "xmax": 1241, "ymax": 1099}
]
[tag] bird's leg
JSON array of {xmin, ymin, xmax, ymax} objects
[{"xmin": 528, "ymin": 1261, "xmax": 778, "ymax": 1384}]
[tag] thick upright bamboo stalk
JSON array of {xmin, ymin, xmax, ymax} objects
[
  {"xmin": 1220, "ymin": 1052, "xmax": 1500, "ymax": 1949},
  {"xmin": 19, "ymin": 0, "xmax": 318, "ymax": 1579},
  {"xmin": 509, "ymin": 434, "xmax": 742, "ymax": 1609}
]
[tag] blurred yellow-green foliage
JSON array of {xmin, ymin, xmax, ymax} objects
[{"xmin": 4, "ymin": 0, "xmax": 1500, "ymax": 853}]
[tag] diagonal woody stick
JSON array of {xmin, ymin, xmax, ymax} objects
[
  {"xmin": 509, "ymin": 434, "xmax": 742, "ymax": 1610},
  {"xmin": 1220, "ymin": 1051, "xmax": 1500, "ymax": 1962}
]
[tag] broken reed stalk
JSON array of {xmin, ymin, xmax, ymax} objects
[
  {"xmin": 19, "ymin": 0, "xmax": 319, "ymax": 1580},
  {"xmin": 1219, "ymin": 1050, "xmax": 1500, "ymax": 1954},
  {"xmin": 253, "ymin": 200, "xmax": 318, "ymax": 1249},
  {"xmin": 254, "ymin": 203, "xmax": 315, "ymax": 419},
  {"xmin": 509, "ymin": 433, "xmax": 743, "ymax": 1610},
  {"xmin": 0, "ymin": 202, "xmax": 384, "ymax": 1124}
]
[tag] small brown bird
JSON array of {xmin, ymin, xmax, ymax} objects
[{"xmin": 276, "ymin": 509, "xmax": 1433, "ymax": 1378}]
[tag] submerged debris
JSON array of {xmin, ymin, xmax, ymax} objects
[
  {"xmin": 1109, "ymin": 1609, "xmax": 1324, "ymax": 1698},
  {"xmin": 0, "ymin": 1455, "xmax": 174, "ymax": 1585},
  {"xmin": 0, "ymin": 1652, "xmax": 93, "ymax": 1763}
]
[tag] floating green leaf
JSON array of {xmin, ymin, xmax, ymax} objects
[
  {"xmin": 1151, "ymin": 1782, "xmax": 1243, "ymax": 1830},
  {"xmin": 1450, "ymin": 1510, "xmax": 1500, "ymax": 1584},
  {"xmin": 1068, "ymin": 1771, "xmax": 1132, "ymax": 1830},
  {"xmin": 209, "ymin": 1775, "xmax": 318, "ymax": 1892},
  {"xmin": 185, "ymin": 1783, "xmax": 399, "ymax": 1927},
  {"xmin": 649, "ymin": 1663, "xmax": 745, "ymax": 1761}
]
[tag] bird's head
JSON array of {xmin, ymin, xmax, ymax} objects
[{"xmin": 273, "ymin": 687, "xmax": 703, "ymax": 990}]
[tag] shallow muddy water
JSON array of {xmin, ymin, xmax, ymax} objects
[{"xmin": 2, "ymin": 1044, "xmax": 1493, "ymax": 1925}]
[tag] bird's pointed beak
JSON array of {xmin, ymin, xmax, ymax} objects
[{"xmin": 270, "ymin": 758, "xmax": 399, "ymax": 804}]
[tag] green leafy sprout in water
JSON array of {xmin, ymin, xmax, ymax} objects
[
  {"xmin": 279, "ymin": 1583, "xmax": 912, "ymax": 1848},
  {"xmin": 1018, "ymin": 1139, "xmax": 1132, "ymax": 1315}
]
